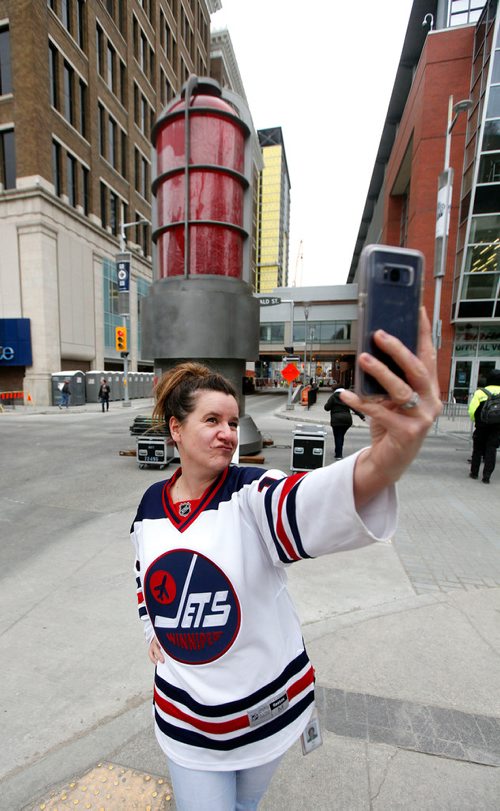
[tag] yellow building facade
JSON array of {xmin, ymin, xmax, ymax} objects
[{"xmin": 256, "ymin": 128, "xmax": 291, "ymax": 292}]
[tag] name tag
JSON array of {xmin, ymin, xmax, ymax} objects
[{"xmin": 248, "ymin": 692, "xmax": 289, "ymax": 727}]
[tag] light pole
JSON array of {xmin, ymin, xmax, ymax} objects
[
  {"xmin": 432, "ymin": 96, "xmax": 473, "ymax": 355},
  {"xmin": 309, "ymin": 327, "xmax": 315, "ymax": 380},
  {"xmin": 303, "ymin": 304, "xmax": 310, "ymax": 384},
  {"xmin": 118, "ymin": 218, "xmax": 149, "ymax": 406}
]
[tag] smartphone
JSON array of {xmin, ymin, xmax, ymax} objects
[{"xmin": 356, "ymin": 244, "xmax": 424, "ymax": 397}]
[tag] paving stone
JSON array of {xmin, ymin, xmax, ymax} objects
[{"xmin": 317, "ymin": 686, "xmax": 500, "ymax": 766}]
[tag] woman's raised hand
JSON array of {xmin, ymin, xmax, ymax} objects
[{"xmin": 341, "ymin": 308, "xmax": 442, "ymax": 507}]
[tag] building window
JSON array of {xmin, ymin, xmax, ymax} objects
[
  {"xmin": 119, "ymin": 60, "xmax": 126, "ymax": 105},
  {"xmin": 67, "ymin": 153, "xmax": 76, "ymax": 206},
  {"xmin": 49, "ymin": 43, "xmax": 58, "ymax": 108},
  {"xmin": 100, "ymin": 181, "xmax": 108, "ymax": 228},
  {"xmin": 52, "ymin": 140, "xmax": 62, "ymax": 196},
  {"xmin": 96, "ymin": 24, "xmax": 103, "ymax": 76},
  {"xmin": 0, "ymin": 128, "xmax": 16, "ymax": 189},
  {"xmin": 448, "ymin": 0, "xmax": 486, "ymax": 27},
  {"xmin": 98, "ymin": 102, "xmax": 105, "ymax": 156},
  {"xmin": 107, "ymin": 43, "xmax": 115, "ymax": 92},
  {"xmin": 110, "ymin": 190, "xmax": 119, "ymax": 235},
  {"xmin": 82, "ymin": 165, "xmax": 89, "ymax": 214},
  {"xmin": 79, "ymin": 79, "xmax": 87, "ymax": 137},
  {"xmin": 108, "ymin": 116, "xmax": 117, "ymax": 167},
  {"xmin": 103, "ymin": 257, "xmax": 122, "ymax": 351},
  {"xmin": 76, "ymin": 0, "xmax": 85, "ymax": 49},
  {"xmin": 61, "ymin": 0, "xmax": 72, "ymax": 34},
  {"xmin": 63, "ymin": 61, "xmax": 74, "ymax": 124},
  {"xmin": 0, "ymin": 25, "xmax": 12, "ymax": 95},
  {"xmin": 121, "ymin": 129, "xmax": 127, "ymax": 177},
  {"xmin": 260, "ymin": 323, "xmax": 285, "ymax": 343}
]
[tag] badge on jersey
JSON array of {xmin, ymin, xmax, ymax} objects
[
  {"xmin": 144, "ymin": 549, "xmax": 241, "ymax": 665},
  {"xmin": 301, "ymin": 711, "xmax": 323, "ymax": 755}
]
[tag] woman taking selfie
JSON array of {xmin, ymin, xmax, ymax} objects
[{"xmin": 131, "ymin": 310, "xmax": 441, "ymax": 811}]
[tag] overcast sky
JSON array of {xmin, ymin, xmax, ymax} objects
[{"xmin": 211, "ymin": 0, "xmax": 415, "ymax": 287}]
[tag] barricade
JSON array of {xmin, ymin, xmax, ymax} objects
[{"xmin": 0, "ymin": 390, "xmax": 24, "ymax": 409}]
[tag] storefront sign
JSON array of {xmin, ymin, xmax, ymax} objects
[{"xmin": 0, "ymin": 319, "xmax": 32, "ymax": 366}]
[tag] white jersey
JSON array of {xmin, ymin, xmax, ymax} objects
[{"xmin": 131, "ymin": 450, "xmax": 397, "ymax": 771}]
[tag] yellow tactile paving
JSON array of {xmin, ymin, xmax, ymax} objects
[{"xmin": 33, "ymin": 762, "xmax": 173, "ymax": 810}]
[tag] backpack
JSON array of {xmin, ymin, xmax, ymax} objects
[{"xmin": 479, "ymin": 388, "xmax": 500, "ymax": 425}]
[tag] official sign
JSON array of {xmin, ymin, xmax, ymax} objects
[
  {"xmin": 259, "ymin": 297, "xmax": 281, "ymax": 306},
  {"xmin": 116, "ymin": 252, "xmax": 131, "ymax": 292}
]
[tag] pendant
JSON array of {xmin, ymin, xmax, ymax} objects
[{"xmin": 179, "ymin": 501, "xmax": 192, "ymax": 517}]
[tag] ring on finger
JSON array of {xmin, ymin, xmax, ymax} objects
[{"xmin": 400, "ymin": 391, "xmax": 420, "ymax": 410}]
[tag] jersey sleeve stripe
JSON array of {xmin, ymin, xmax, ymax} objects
[
  {"xmin": 285, "ymin": 476, "xmax": 312, "ymax": 559},
  {"xmin": 275, "ymin": 476, "xmax": 303, "ymax": 561},
  {"xmin": 264, "ymin": 481, "xmax": 297, "ymax": 563}
]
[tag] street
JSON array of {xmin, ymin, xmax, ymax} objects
[{"xmin": 1, "ymin": 393, "xmax": 500, "ymax": 809}]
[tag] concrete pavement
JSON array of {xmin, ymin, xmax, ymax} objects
[{"xmin": 1, "ymin": 391, "xmax": 499, "ymax": 809}]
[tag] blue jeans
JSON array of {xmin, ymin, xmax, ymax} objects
[
  {"xmin": 59, "ymin": 392, "xmax": 70, "ymax": 408},
  {"xmin": 167, "ymin": 755, "xmax": 282, "ymax": 811}
]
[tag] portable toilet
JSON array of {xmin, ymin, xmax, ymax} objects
[{"xmin": 51, "ymin": 371, "xmax": 86, "ymax": 406}]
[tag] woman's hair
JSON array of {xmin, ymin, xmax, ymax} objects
[{"xmin": 152, "ymin": 362, "xmax": 238, "ymax": 436}]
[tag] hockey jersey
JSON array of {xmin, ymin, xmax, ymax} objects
[{"xmin": 131, "ymin": 450, "xmax": 397, "ymax": 771}]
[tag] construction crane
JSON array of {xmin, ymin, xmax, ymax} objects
[{"xmin": 293, "ymin": 240, "xmax": 303, "ymax": 287}]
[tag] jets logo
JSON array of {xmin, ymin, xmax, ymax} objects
[{"xmin": 144, "ymin": 550, "xmax": 241, "ymax": 665}]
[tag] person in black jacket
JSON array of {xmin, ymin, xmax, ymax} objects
[
  {"xmin": 324, "ymin": 385, "xmax": 365, "ymax": 459},
  {"xmin": 98, "ymin": 378, "xmax": 111, "ymax": 412}
]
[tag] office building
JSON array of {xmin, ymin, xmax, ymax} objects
[
  {"xmin": 349, "ymin": 0, "xmax": 500, "ymax": 402},
  {"xmin": 255, "ymin": 126, "xmax": 291, "ymax": 293},
  {"xmin": 0, "ymin": 0, "xmax": 218, "ymax": 404}
]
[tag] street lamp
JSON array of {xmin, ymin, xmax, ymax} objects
[
  {"xmin": 303, "ymin": 304, "xmax": 310, "ymax": 384},
  {"xmin": 118, "ymin": 218, "xmax": 150, "ymax": 406},
  {"xmin": 432, "ymin": 96, "xmax": 473, "ymax": 354}
]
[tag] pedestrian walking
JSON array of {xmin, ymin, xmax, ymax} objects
[
  {"xmin": 468, "ymin": 369, "xmax": 500, "ymax": 483},
  {"xmin": 58, "ymin": 378, "xmax": 71, "ymax": 409},
  {"xmin": 98, "ymin": 378, "xmax": 111, "ymax": 412},
  {"xmin": 324, "ymin": 385, "xmax": 365, "ymax": 459},
  {"xmin": 130, "ymin": 311, "xmax": 441, "ymax": 811}
]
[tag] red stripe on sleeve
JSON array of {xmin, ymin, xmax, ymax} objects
[{"xmin": 275, "ymin": 474, "xmax": 307, "ymax": 561}]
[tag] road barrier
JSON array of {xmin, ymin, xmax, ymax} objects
[{"xmin": 0, "ymin": 390, "xmax": 24, "ymax": 409}]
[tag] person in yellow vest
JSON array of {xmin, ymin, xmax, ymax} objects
[{"xmin": 468, "ymin": 369, "xmax": 500, "ymax": 484}]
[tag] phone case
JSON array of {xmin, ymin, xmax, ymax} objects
[{"xmin": 356, "ymin": 244, "xmax": 423, "ymax": 397}]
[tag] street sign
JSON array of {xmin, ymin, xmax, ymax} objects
[
  {"xmin": 116, "ymin": 252, "xmax": 131, "ymax": 291},
  {"xmin": 259, "ymin": 297, "xmax": 281, "ymax": 306},
  {"xmin": 281, "ymin": 363, "xmax": 300, "ymax": 383},
  {"xmin": 283, "ymin": 356, "xmax": 300, "ymax": 364}
]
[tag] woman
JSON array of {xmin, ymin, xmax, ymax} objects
[
  {"xmin": 131, "ymin": 311, "xmax": 440, "ymax": 810},
  {"xmin": 324, "ymin": 384, "xmax": 365, "ymax": 459}
]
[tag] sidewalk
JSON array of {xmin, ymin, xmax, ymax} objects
[{"xmin": 3, "ymin": 393, "xmax": 500, "ymax": 810}]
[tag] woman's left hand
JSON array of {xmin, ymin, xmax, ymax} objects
[{"xmin": 340, "ymin": 308, "xmax": 442, "ymax": 507}]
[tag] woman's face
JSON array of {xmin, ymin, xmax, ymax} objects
[{"xmin": 169, "ymin": 390, "xmax": 239, "ymax": 478}]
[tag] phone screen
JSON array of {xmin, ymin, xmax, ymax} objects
[{"xmin": 357, "ymin": 246, "xmax": 423, "ymax": 396}]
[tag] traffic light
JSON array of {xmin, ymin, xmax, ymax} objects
[{"xmin": 115, "ymin": 326, "xmax": 127, "ymax": 352}]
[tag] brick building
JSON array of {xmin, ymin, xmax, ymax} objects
[
  {"xmin": 0, "ymin": 0, "xmax": 218, "ymax": 404},
  {"xmin": 349, "ymin": 0, "xmax": 500, "ymax": 401}
]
